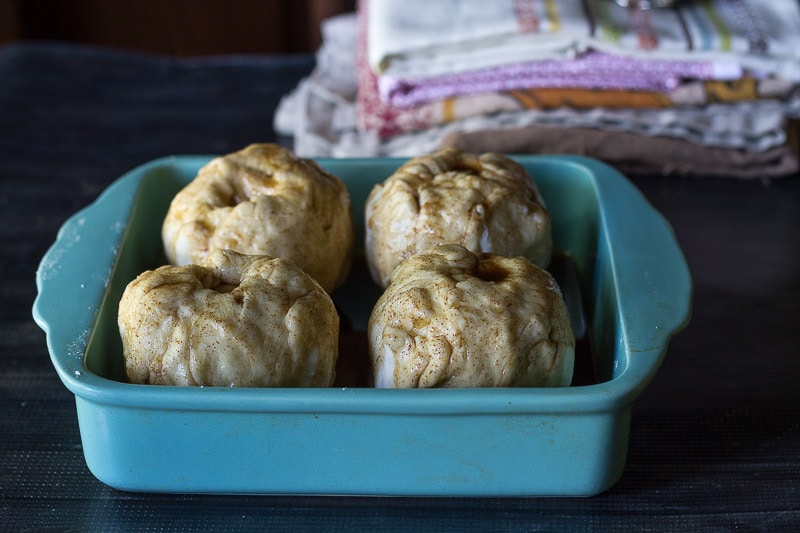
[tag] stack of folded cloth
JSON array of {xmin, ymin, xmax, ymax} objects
[{"xmin": 275, "ymin": 0, "xmax": 800, "ymax": 178}]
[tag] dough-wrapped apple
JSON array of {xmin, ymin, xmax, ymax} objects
[
  {"xmin": 118, "ymin": 249, "xmax": 339, "ymax": 387},
  {"xmin": 162, "ymin": 143, "xmax": 354, "ymax": 293},
  {"xmin": 365, "ymin": 148, "xmax": 552, "ymax": 288},
  {"xmin": 368, "ymin": 244, "xmax": 574, "ymax": 388}
]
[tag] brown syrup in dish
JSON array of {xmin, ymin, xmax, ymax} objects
[{"xmin": 473, "ymin": 258, "xmax": 510, "ymax": 283}]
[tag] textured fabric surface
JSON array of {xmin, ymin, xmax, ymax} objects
[
  {"xmin": 275, "ymin": 12, "xmax": 800, "ymax": 159},
  {"xmin": 441, "ymin": 125, "xmax": 799, "ymax": 178},
  {"xmin": 2, "ymin": 42, "xmax": 799, "ymax": 531},
  {"xmin": 378, "ymin": 50, "xmax": 742, "ymax": 108},
  {"xmin": 368, "ymin": 0, "xmax": 800, "ymax": 80}
]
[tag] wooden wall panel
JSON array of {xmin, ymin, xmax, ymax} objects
[
  {"xmin": 0, "ymin": 0, "xmax": 21, "ymax": 42},
  {"xmin": 1, "ymin": 0, "xmax": 355, "ymax": 55}
]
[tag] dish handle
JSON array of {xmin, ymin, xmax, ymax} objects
[
  {"xmin": 588, "ymin": 157, "xmax": 692, "ymax": 387},
  {"xmin": 32, "ymin": 172, "xmax": 141, "ymax": 386}
]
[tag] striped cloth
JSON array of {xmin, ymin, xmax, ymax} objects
[{"xmin": 367, "ymin": 0, "xmax": 800, "ymax": 82}]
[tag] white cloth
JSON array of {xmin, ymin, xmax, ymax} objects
[
  {"xmin": 367, "ymin": 0, "xmax": 800, "ymax": 81},
  {"xmin": 368, "ymin": 0, "xmax": 589, "ymax": 75},
  {"xmin": 274, "ymin": 13, "xmax": 800, "ymax": 158}
]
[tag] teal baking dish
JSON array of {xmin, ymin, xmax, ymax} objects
[{"xmin": 32, "ymin": 155, "xmax": 691, "ymax": 496}]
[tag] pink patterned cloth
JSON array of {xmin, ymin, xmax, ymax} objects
[{"xmin": 379, "ymin": 51, "xmax": 739, "ymax": 108}]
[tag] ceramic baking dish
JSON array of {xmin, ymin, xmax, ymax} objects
[{"xmin": 33, "ymin": 155, "xmax": 691, "ymax": 497}]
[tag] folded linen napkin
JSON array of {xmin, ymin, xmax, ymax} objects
[
  {"xmin": 441, "ymin": 124, "xmax": 799, "ymax": 178},
  {"xmin": 368, "ymin": 0, "xmax": 800, "ymax": 82},
  {"xmin": 380, "ymin": 50, "xmax": 742, "ymax": 108},
  {"xmin": 365, "ymin": 77, "xmax": 799, "ymax": 138}
]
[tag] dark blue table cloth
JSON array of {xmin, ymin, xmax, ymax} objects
[{"xmin": 1, "ymin": 42, "xmax": 798, "ymax": 531}]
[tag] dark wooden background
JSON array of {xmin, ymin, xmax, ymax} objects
[{"xmin": 0, "ymin": 0, "xmax": 355, "ymax": 55}]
